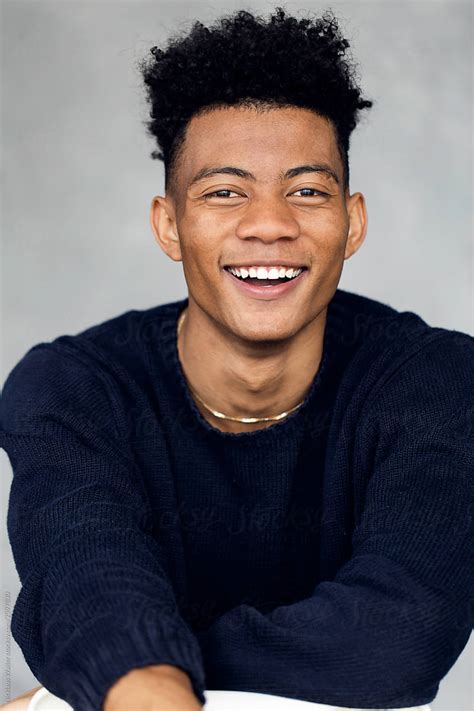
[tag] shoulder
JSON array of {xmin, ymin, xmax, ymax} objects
[
  {"xmin": 367, "ymin": 326, "xmax": 473, "ymax": 420},
  {"xmin": 0, "ymin": 298, "xmax": 184, "ymax": 438},
  {"xmin": 359, "ymin": 321, "xmax": 473, "ymax": 444},
  {"xmin": 0, "ymin": 339, "xmax": 124, "ymax": 441},
  {"xmin": 330, "ymin": 288, "xmax": 473, "ymax": 412},
  {"xmin": 330, "ymin": 288, "xmax": 431, "ymax": 347},
  {"xmin": 72, "ymin": 297, "xmax": 184, "ymax": 356}
]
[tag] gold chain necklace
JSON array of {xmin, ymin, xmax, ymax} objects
[{"xmin": 176, "ymin": 308, "xmax": 305, "ymax": 424}]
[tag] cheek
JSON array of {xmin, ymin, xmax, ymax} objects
[
  {"xmin": 180, "ymin": 211, "xmax": 221, "ymax": 244},
  {"xmin": 179, "ymin": 214, "xmax": 229, "ymax": 268},
  {"xmin": 177, "ymin": 223, "xmax": 221, "ymax": 282},
  {"xmin": 304, "ymin": 210, "xmax": 347, "ymax": 250}
]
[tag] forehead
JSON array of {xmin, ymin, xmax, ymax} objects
[{"xmin": 178, "ymin": 106, "xmax": 341, "ymax": 185}]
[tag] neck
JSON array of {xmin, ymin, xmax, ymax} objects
[{"xmin": 177, "ymin": 299, "xmax": 328, "ymax": 434}]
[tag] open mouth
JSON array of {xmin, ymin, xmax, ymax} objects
[
  {"xmin": 223, "ymin": 266, "xmax": 308, "ymax": 287},
  {"xmin": 222, "ymin": 265, "xmax": 309, "ymax": 299}
]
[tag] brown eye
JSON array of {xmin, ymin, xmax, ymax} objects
[
  {"xmin": 203, "ymin": 190, "xmax": 241, "ymax": 199},
  {"xmin": 292, "ymin": 188, "xmax": 329, "ymax": 197}
]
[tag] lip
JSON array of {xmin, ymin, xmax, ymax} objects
[{"xmin": 223, "ymin": 267, "xmax": 308, "ymax": 300}]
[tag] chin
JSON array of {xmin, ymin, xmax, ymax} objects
[{"xmin": 230, "ymin": 320, "xmax": 297, "ymax": 345}]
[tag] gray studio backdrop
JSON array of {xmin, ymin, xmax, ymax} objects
[{"xmin": 1, "ymin": 0, "xmax": 472, "ymax": 707}]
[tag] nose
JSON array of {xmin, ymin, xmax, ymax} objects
[{"xmin": 234, "ymin": 195, "xmax": 300, "ymax": 243}]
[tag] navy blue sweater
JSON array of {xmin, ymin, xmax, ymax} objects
[{"xmin": 1, "ymin": 289, "xmax": 473, "ymax": 710}]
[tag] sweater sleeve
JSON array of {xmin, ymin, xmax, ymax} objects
[
  {"xmin": 0, "ymin": 343, "xmax": 206, "ymax": 711},
  {"xmin": 196, "ymin": 331, "xmax": 474, "ymax": 709}
]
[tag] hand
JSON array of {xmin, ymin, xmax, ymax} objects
[{"xmin": 103, "ymin": 664, "xmax": 203, "ymax": 711}]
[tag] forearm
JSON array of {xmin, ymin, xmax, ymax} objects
[{"xmin": 103, "ymin": 664, "xmax": 203, "ymax": 711}]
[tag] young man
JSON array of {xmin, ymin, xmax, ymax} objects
[{"xmin": 1, "ymin": 7, "xmax": 472, "ymax": 711}]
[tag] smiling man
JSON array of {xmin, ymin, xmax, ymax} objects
[{"xmin": 1, "ymin": 7, "xmax": 472, "ymax": 711}]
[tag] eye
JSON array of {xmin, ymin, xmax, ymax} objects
[
  {"xmin": 203, "ymin": 189, "xmax": 243, "ymax": 200},
  {"xmin": 291, "ymin": 188, "xmax": 330, "ymax": 197},
  {"xmin": 202, "ymin": 187, "xmax": 330, "ymax": 201}
]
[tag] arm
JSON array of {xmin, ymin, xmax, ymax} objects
[
  {"xmin": 0, "ymin": 343, "xmax": 206, "ymax": 711},
  {"xmin": 196, "ymin": 332, "xmax": 474, "ymax": 708}
]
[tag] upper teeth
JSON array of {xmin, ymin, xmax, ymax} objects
[{"xmin": 227, "ymin": 266, "xmax": 303, "ymax": 279}]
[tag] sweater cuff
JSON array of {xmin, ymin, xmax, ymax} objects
[{"xmin": 39, "ymin": 606, "xmax": 207, "ymax": 710}]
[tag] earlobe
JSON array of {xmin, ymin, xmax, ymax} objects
[
  {"xmin": 344, "ymin": 192, "xmax": 368, "ymax": 260},
  {"xmin": 149, "ymin": 196, "xmax": 183, "ymax": 262}
]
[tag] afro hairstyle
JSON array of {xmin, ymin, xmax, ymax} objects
[{"xmin": 138, "ymin": 6, "xmax": 373, "ymax": 195}]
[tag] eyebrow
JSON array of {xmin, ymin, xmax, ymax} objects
[{"xmin": 189, "ymin": 163, "xmax": 340, "ymax": 187}]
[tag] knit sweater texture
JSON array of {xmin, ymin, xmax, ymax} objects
[{"xmin": 1, "ymin": 288, "xmax": 473, "ymax": 711}]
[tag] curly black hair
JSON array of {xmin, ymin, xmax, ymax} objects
[{"xmin": 138, "ymin": 6, "xmax": 373, "ymax": 195}]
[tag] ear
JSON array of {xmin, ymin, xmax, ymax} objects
[
  {"xmin": 149, "ymin": 195, "xmax": 183, "ymax": 263},
  {"xmin": 344, "ymin": 191, "xmax": 368, "ymax": 260}
]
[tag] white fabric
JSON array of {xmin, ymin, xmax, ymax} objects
[{"xmin": 27, "ymin": 685, "xmax": 432, "ymax": 711}]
